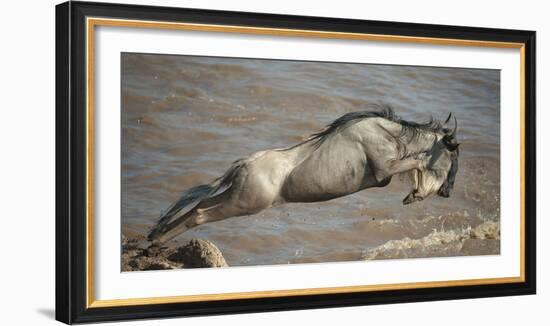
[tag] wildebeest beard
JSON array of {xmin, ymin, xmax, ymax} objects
[{"xmin": 437, "ymin": 149, "xmax": 459, "ymax": 198}]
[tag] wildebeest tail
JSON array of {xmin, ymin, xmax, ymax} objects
[{"xmin": 147, "ymin": 160, "xmax": 245, "ymax": 240}]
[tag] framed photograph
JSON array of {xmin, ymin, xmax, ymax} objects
[{"xmin": 56, "ymin": 1, "xmax": 536, "ymax": 324}]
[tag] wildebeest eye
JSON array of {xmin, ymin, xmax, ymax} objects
[{"xmin": 443, "ymin": 135, "xmax": 459, "ymax": 151}]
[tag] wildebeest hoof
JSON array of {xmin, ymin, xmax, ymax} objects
[{"xmin": 403, "ymin": 192, "xmax": 423, "ymax": 205}]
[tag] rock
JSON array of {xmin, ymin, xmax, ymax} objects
[
  {"xmin": 121, "ymin": 236, "xmax": 228, "ymax": 271},
  {"xmin": 468, "ymin": 221, "xmax": 500, "ymax": 240},
  {"xmin": 122, "ymin": 252, "xmax": 181, "ymax": 271},
  {"xmin": 146, "ymin": 262, "xmax": 176, "ymax": 270},
  {"xmin": 122, "ymin": 233, "xmax": 139, "ymax": 250},
  {"xmin": 168, "ymin": 239, "xmax": 228, "ymax": 268}
]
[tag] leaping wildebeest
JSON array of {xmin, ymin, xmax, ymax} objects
[{"xmin": 148, "ymin": 107, "xmax": 460, "ymax": 245}]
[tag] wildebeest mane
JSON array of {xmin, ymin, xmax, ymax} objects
[{"xmin": 306, "ymin": 104, "xmax": 444, "ymax": 146}]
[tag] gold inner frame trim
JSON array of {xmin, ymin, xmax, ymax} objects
[{"xmin": 85, "ymin": 17, "xmax": 527, "ymax": 308}]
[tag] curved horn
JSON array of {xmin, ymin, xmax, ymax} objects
[
  {"xmin": 449, "ymin": 115, "xmax": 458, "ymax": 137},
  {"xmin": 444, "ymin": 112, "xmax": 453, "ymax": 125}
]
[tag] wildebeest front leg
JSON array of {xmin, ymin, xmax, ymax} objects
[
  {"xmin": 403, "ymin": 169, "xmax": 423, "ymax": 205},
  {"xmin": 372, "ymin": 158, "xmax": 425, "ymax": 183}
]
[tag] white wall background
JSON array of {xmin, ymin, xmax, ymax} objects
[{"xmin": 0, "ymin": 0, "xmax": 546, "ymax": 324}]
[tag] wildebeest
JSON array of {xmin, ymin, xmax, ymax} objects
[{"xmin": 148, "ymin": 106, "xmax": 460, "ymax": 245}]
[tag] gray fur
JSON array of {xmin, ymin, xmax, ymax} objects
[{"xmin": 148, "ymin": 107, "xmax": 460, "ymax": 244}]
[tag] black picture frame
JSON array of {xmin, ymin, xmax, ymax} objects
[{"xmin": 56, "ymin": 1, "xmax": 536, "ymax": 324}]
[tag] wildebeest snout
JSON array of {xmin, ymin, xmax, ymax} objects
[
  {"xmin": 437, "ymin": 181, "xmax": 451, "ymax": 198},
  {"xmin": 438, "ymin": 188, "xmax": 450, "ymax": 198}
]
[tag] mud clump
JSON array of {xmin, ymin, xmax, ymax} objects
[
  {"xmin": 168, "ymin": 239, "xmax": 228, "ymax": 268},
  {"xmin": 122, "ymin": 236, "xmax": 228, "ymax": 271}
]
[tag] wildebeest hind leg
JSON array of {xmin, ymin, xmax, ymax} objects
[
  {"xmin": 156, "ymin": 194, "xmax": 254, "ymax": 244},
  {"xmin": 192, "ymin": 199, "xmax": 253, "ymax": 228}
]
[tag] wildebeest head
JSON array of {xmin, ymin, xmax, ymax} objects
[
  {"xmin": 403, "ymin": 113, "xmax": 460, "ymax": 205},
  {"xmin": 437, "ymin": 119, "xmax": 460, "ymax": 198}
]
